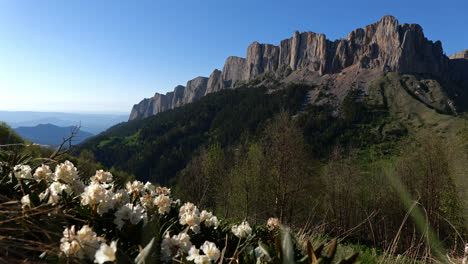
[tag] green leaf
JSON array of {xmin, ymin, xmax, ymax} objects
[
  {"xmin": 135, "ymin": 237, "xmax": 156, "ymax": 264},
  {"xmin": 280, "ymin": 228, "xmax": 295, "ymax": 264}
]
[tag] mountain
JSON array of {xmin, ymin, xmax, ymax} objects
[
  {"xmin": 15, "ymin": 124, "xmax": 94, "ymax": 147},
  {"xmin": 129, "ymin": 15, "xmax": 468, "ymax": 121},
  {"xmin": 0, "ymin": 111, "xmax": 127, "ymax": 134},
  {"xmin": 78, "ymin": 15, "xmax": 468, "ymax": 185}
]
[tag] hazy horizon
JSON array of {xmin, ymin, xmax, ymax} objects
[{"xmin": 0, "ymin": 0, "xmax": 467, "ymax": 113}]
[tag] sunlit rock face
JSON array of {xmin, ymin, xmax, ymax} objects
[{"xmin": 129, "ymin": 15, "xmax": 463, "ymax": 121}]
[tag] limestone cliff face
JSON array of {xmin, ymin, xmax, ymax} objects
[
  {"xmin": 129, "ymin": 15, "xmax": 460, "ymax": 120},
  {"xmin": 449, "ymin": 50, "xmax": 468, "ymax": 59}
]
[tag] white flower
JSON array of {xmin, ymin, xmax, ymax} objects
[
  {"xmin": 54, "ymin": 160, "xmax": 79, "ymax": 183},
  {"xmin": 91, "ymin": 170, "xmax": 113, "ymax": 184},
  {"xmin": 267, "ymin": 217, "xmax": 280, "ymax": 231},
  {"xmin": 144, "ymin": 182, "xmax": 156, "ymax": 194},
  {"xmin": 154, "ymin": 194, "xmax": 172, "ymax": 215},
  {"xmin": 156, "ymin": 186, "xmax": 171, "ymax": 195},
  {"xmin": 200, "ymin": 210, "xmax": 213, "ymax": 222},
  {"xmin": 70, "ymin": 179, "xmax": 86, "ymax": 195},
  {"xmin": 205, "ymin": 216, "xmax": 219, "ymax": 229},
  {"xmin": 33, "ymin": 164, "xmax": 53, "ymax": 182},
  {"xmin": 13, "ymin": 164, "xmax": 33, "ymax": 180},
  {"xmin": 126, "ymin": 180, "xmax": 144, "ymax": 196},
  {"xmin": 94, "ymin": 241, "xmax": 117, "ymax": 264},
  {"xmin": 187, "ymin": 246, "xmax": 211, "ymax": 264},
  {"xmin": 113, "ymin": 189, "xmax": 130, "ymax": 208},
  {"xmin": 231, "ymin": 221, "xmax": 252, "ymax": 239},
  {"xmin": 60, "ymin": 225, "xmax": 104, "ymax": 259},
  {"xmin": 21, "ymin": 194, "xmax": 30, "ymax": 209},
  {"xmin": 47, "ymin": 182, "xmax": 72, "ymax": 205},
  {"xmin": 179, "ymin": 202, "xmax": 201, "ymax": 233},
  {"xmin": 114, "ymin": 203, "xmax": 146, "ymax": 229},
  {"xmin": 140, "ymin": 193, "xmax": 155, "ymax": 208},
  {"xmin": 161, "ymin": 232, "xmax": 193, "ymax": 262},
  {"xmin": 200, "ymin": 241, "xmax": 220, "ymax": 262},
  {"xmin": 200, "ymin": 210, "xmax": 219, "ymax": 229}
]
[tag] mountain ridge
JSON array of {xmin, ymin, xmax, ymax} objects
[
  {"xmin": 129, "ymin": 15, "xmax": 468, "ymax": 121},
  {"xmin": 15, "ymin": 123, "xmax": 94, "ymax": 147}
]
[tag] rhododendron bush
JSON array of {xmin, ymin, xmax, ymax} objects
[{"xmin": 0, "ymin": 158, "xmax": 357, "ymax": 263}]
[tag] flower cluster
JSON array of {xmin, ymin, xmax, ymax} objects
[
  {"xmin": 161, "ymin": 232, "xmax": 193, "ymax": 262},
  {"xmin": 179, "ymin": 202, "xmax": 202, "ymax": 233},
  {"xmin": 187, "ymin": 241, "xmax": 221, "ymax": 264},
  {"xmin": 267, "ymin": 217, "xmax": 280, "ymax": 231},
  {"xmin": 9, "ymin": 161, "xmax": 274, "ymax": 263},
  {"xmin": 60, "ymin": 225, "xmax": 105, "ymax": 259},
  {"xmin": 231, "ymin": 221, "xmax": 253, "ymax": 239},
  {"xmin": 114, "ymin": 202, "xmax": 147, "ymax": 229}
]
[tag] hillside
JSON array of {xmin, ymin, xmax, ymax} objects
[{"xmin": 15, "ymin": 124, "xmax": 94, "ymax": 147}]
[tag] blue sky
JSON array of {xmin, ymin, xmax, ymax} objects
[{"xmin": 0, "ymin": 0, "xmax": 466, "ymax": 113}]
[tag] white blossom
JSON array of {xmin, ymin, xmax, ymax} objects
[
  {"xmin": 47, "ymin": 182, "xmax": 73, "ymax": 205},
  {"xmin": 113, "ymin": 189, "xmax": 130, "ymax": 208},
  {"xmin": 179, "ymin": 202, "xmax": 201, "ymax": 233},
  {"xmin": 21, "ymin": 194, "xmax": 30, "ymax": 209},
  {"xmin": 13, "ymin": 164, "xmax": 33, "ymax": 180},
  {"xmin": 94, "ymin": 241, "xmax": 117, "ymax": 264},
  {"xmin": 187, "ymin": 246, "xmax": 211, "ymax": 264},
  {"xmin": 200, "ymin": 241, "xmax": 220, "ymax": 262},
  {"xmin": 114, "ymin": 203, "xmax": 146, "ymax": 229},
  {"xmin": 91, "ymin": 170, "xmax": 113, "ymax": 184},
  {"xmin": 267, "ymin": 217, "xmax": 280, "ymax": 231},
  {"xmin": 33, "ymin": 164, "xmax": 53, "ymax": 182},
  {"xmin": 154, "ymin": 194, "xmax": 172, "ymax": 215},
  {"xmin": 54, "ymin": 160, "xmax": 79, "ymax": 184},
  {"xmin": 126, "ymin": 180, "xmax": 144, "ymax": 196},
  {"xmin": 60, "ymin": 225, "xmax": 104, "ymax": 260},
  {"xmin": 161, "ymin": 232, "xmax": 193, "ymax": 262},
  {"xmin": 231, "ymin": 221, "xmax": 252, "ymax": 239}
]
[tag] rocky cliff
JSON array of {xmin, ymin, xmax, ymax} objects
[{"xmin": 129, "ymin": 15, "xmax": 463, "ymax": 120}]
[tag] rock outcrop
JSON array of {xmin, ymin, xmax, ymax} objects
[
  {"xmin": 449, "ymin": 49, "xmax": 468, "ymax": 59},
  {"xmin": 129, "ymin": 15, "xmax": 461, "ymax": 120}
]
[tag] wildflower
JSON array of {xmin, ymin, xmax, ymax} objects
[
  {"xmin": 205, "ymin": 216, "xmax": 219, "ymax": 229},
  {"xmin": 126, "ymin": 180, "xmax": 144, "ymax": 196},
  {"xmin": 179, "ymin": 203, "xmax": 201, "ymax": 233},
  {"xmin": 33, "ymin": 164, "xmax": 53, "ymax": 182},
  {"xmin": 91, "ymin": 170, "xmax": 113, "ymax": 184},
  {"xmin": 231, "ymin": 221, "xmax": 252, "ymax": 239},
  {"xmin": 156, "ymin": 186, "xmax": 171, "ymax": 195},
  {"xmin": 60, "ymin": 225, "xmax": 104, "ymax": 259},
  {"xmin": 21, "ymin": 194, "xmax": 30, "ymax": 209},
  {"xmin": 13, "ymin": 164, "xmax": 33, "ymax": 180},
  {"xmin": 161, "ymin": 232, "xmax": 193, "ymax": 262},
  {"xmin": 81, "ymin": 182, "xmax": 115, "ymax": 215},
  {"xmin": 114, "ymin": 203, "xmax": 146, "ymax": 229},
  {"xmin": 144, "ymin": 182, "xmax": 156, "ymax": 194},
  {"xmin": 94, "ymin": 241, "xmax": 117, "ymax": 264},
  {"xmin": 140, "ymin": 193, "xmax": 155, "ymax": 208},
  {"xmin": 154, "ymin": 194, "xmax": 171, "ymax": 215},
  {"xmin": 47, "ymin": 182, "xmax": 73, "ymax": 205},
  {"xmin": 200, "ymin": 210, "xmax": 219, "ymax": 228},
  {"xmin": 200, "ymin": 241, "xmax": 220, "ymax": 262},
  {"xmin": 54, "ymin": 160, "xmax": 79, "ymax": 184},
  {"xmin": 113, "ymin": 189, "xmax": 130, "ymax": 208},
  {"xmin": 267, "ymin": 217, "xmax": 280, "ymax": 231},
  {"xmin": 187, "ymin": 246, "xmax": 211, "ymax": 264}
]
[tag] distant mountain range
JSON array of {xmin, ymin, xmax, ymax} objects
[
  {"xmin": 0, "ymin": 111, "xmax": 127, "ymax": 134},
  {"xmin": 14, "ymin": 124, "xmax": 94, "ymax": 147}
]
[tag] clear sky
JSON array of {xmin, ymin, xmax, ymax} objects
[{"xmin": 0, "ymin": 0, "xmax": 466, "ymax": 113}]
